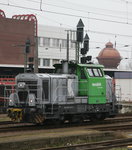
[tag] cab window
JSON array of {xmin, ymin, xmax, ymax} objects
[
  {"xmin": 87, "ymin": 68, "xmax": 94, "ymax": 77},
  {"xmin": 93, "ymin": 68, "xmax": 100, "ymax": 76},
  {"xmin": 98, "ymin": 69, "xmax": 103, "ymax": 76},
  {"xmin": 87, "ymin": 68, "xmax": 103, "ymax": 77}
]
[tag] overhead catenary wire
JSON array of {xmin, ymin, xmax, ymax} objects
[
  {"xmin": 1, "ymin": 1, "xmax": 132, "ymax": 26},
  {"xmin": 88, "ymin": 29, "xmax": 132, "ymax": 38},
  {"xmin": 0, "ymin": 0, "xmax": 131, "ymax": 64},
  {"xmin": 1, "ymin": 0, "xmax": 132, "ymax": 52},
  {"xmin": 23, "ymin": 0, "xmax": 132, "ymax": 21}
]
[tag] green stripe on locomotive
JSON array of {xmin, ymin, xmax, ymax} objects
[{"xmin": 76, "ymin": 64, "xmax": 106, "ymax": 104}]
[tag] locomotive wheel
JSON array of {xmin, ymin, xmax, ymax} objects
[
  {"xmin": 98, "ymin": 115, "xmax": 106, "ymax": 121},
  {"xmin": 89, "ymin": 116, "xmax": 97, "ymax": 122},
  {"xmin": 89, "ymin": 114, "xmax": 105, "ymax": 122},
  {"xmin": 69, "ymin": 115, "xmax": 83, "ymax": 124}
]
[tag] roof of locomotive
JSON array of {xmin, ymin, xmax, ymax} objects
[
  {"xmin": 36, "ymin": 73, "xmax": 77, "ymax": 78},
  {"xmin": 54, "ymin": 63, "xmax": 104, "ymax": 69},
  {"xmin": 16, "ymin": 73, "xmax": 77, "ymax": 80},
  {"xmin": 77, "ymin": 63, "xmax": 104, "ymax": 68}
]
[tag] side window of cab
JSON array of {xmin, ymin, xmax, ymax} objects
[{"xmin": 80, "ymin": 68, "xmax": 87, "ymax": 79}]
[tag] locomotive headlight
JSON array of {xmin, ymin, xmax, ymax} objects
[
  {"xmin": 18, "ymin": 82, "xmax": 26, "ymax": 88},
  {"xmin": 9, "ymin": 93, "xmax": 15, "ymax": 106},
  {"xmin": 9, "ymin": 99, "xmax": 13, "ymax": 106},
  {"xmin": 9, "ymin": 99, "xmax": 12, "ymax": 102},
  {"xmin": 28, "ymin": 94, "xmax": 35, "ymax": 107},
  {"xmin": 30, "ymin": 99, "xmax": 33, "ymax": 103}
]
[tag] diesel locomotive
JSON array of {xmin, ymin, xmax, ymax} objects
[{"xmin": 7, "ymin": 61, "xmax": 121, "ymax": 124}]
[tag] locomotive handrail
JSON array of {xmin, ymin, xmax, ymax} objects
[
  {"xmin": 115, "ymin": 85, "xmax": 121, "ymax": 102},
  {"xmin": 53, "ymin": 80, "xmax": 88, "ymax": 99},
  {"xmin": 52, "ymin": 80, "xmax": 89, "ymax": 103},
  {"xmin": 106, "ymin": 81, "xmax": 113, "ymax": 100},
  {"xmin": 53, "ymin": 85, "xmax": 67, "ymax": 103}
]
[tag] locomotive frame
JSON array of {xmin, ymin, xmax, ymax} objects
[{"xmin": 7, "ymin": 62, "xmax": 121, "ymax": 124}]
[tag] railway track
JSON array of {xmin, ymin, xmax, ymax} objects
[
  {"xmin": 0, "ymin": 115, "xmax": 132, "ymax": 133},
  {"xmin": 0, "ymin": 120, "xmax": 132, "ymax": 134},
  {"xmin": 0, "ymin": 121, "xmax": 12, "ymax": 125},
  {"xmin": 88, "ymin": 123, "xmax": 132, "ymax": 131},
  {"xmin": 33, "ymin": 138, "xmax": 132, "ymax": 150},
  {"xmin": 0, "ymin": 115, "xmax": 132, "ymax": 150},
  {"xmin": 0, "ymin": 114, "xmax": 132, "ymax": 125}
]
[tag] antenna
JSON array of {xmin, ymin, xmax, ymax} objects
[{"xmin": 115, "ymin": 35, "xmax": 117, "ymax": 48}]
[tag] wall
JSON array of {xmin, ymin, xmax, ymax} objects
[
  {"xmin": 115, "ymin": 71, "xmax": 132, "ymax": 102},
  {"xmin": 115, "ymin": 79, "xmax": 132, "ymax": 101},
  {"xmin": 38, "ymin": 25, "xmax": 76, "ymax": 68},
  {"xmin": 0, "ymin": 17, "xmax": 35, "ymax": 66}
]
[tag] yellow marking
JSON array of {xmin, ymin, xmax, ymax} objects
[
  {"xmin": 34, "ymin": 114, "xmax": 45, "ymax": 124},
  {"xmin": 35, "ymin": 116, "xmax": 39, "ymax": 124},
  {"xmin": 8, "ymin": 108, "xmax": 23, "ymax": 122},
  {"xmin": 36, "ymin": 115, "xmax": 41, "ymax": 123},
  {"xmin": 8, "ymin": 108, "xmax": 22, "ymax": 112}
]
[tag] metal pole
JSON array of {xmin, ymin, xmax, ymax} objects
[
  {"xmin": 75, "ymin": 42, "xmax": 79, "ymax": 63},
  {"xmin": 34, "ymin": 36, "xmax": 38, "ymax": 73},
  {"xmin": 67, "ymin": 31, "xmax": 69, "ymax": 62},
  {"xmin": 24, "ymin": 51, "xmax": 27, "ymax": 73}
]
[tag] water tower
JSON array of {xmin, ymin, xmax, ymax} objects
[{"xmin": 97, "ymin": 42, "xmax": 122, "ymax": 68}]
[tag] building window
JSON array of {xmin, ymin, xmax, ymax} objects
[
  {"xmin": 61, "ymin": 39, "xmax": 67, "ymax": 48},
  {"xmin": 43, "ymin": 59, "xmax": 50, "ymax": 66},
  {"xmin": 53, "ymin": 59, "xmax": 60, "ymax": 65},
  {"xmin": 43, "ymin": 37, "xmax": 50, "ymax": 47},
  {"xmin": 38, "ymin": 58, "xmax": 40, "ymax": 66},
  {"xmin": 70, "ymin": 31, "xmax": 76, "ymax": 41},
  {"xmin": 71, "ymin": 41, "xmax": 75, "ymax": 49},
  {"xmin": 52, "ymin": 38, "xmax": 59, "ymax": 48},
  {"xmin": 38, "ymin": 37, "xmax": 44, "ymax": 47},
  {"xmin": 38, "ymin": 37, "xmax": 50, "ymax": 47}
]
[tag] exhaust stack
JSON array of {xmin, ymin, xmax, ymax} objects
[{"xmin": 62, "ymin": 60, "xmax": 68, "ymax": 74}]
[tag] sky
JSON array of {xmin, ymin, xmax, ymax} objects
[{"xmin": 0, "ymin": 0, "xmax": 132, "ymax": 68}]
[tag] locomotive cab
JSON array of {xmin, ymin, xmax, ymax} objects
[{"xmin": 77, "ymin": 64, "xmax": 106, "ymax": 104}]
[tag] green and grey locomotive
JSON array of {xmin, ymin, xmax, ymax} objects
[{"xmin": 7, "ymin": 61, "xmax": 121, "ymax": 124}]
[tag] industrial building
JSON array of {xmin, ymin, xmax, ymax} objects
[
  {"xmin": 0, "ymin": 10, "xmax": 76, "ymax": 74},
  {"xmin": 38, "ymin": 25, "xmax": 76, "ymax": 70}
]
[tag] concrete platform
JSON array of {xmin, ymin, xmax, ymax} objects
[{"xmin": 119, "ymin": 102, "xmax": 132, "ymax": 114}]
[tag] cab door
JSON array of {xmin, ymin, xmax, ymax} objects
[
  {"xmin": 87, "ymin": 68, "xmax": 106, "ymax": 104},
  {"xmin": 78, "ymin": 67, "xmax": 88, "ymax": 96},
  {"xmin": 42, "ymin": 79, "xmax": 50, "ymax": 102}
]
